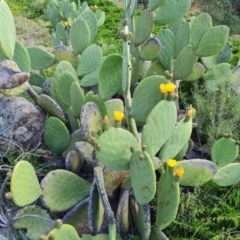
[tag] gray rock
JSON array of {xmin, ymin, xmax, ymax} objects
[{"xmin": 0, "ymin": 93, "xmax": 45, "ymax": 157}]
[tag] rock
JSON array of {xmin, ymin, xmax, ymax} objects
[{"xmin": 0, "ymin": 93, "xmax": 45, "ymax": 157}]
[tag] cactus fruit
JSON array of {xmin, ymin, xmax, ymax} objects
[
  {"xmin": 41, "ymin": 170, "xmax": 91, "ymax": 212},
  {"xmin": 10, "ymin": 160, "xmax": 42, "ymax": 207}
]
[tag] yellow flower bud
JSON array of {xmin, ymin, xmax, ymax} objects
[
  {"xmin": 159, "ymin": 83, "xmax": 168, "ymax": 94},
  {"xmin": 103, "ymin": 115, "xmax": 109, "ymax": 124},
  {"xmin": 114, "ymin": 111, "xmax": 124, "ymax": 122},
  {"xmin": 186, "ymin": 109, "xmax": 193, "ymax": 117},
  {"xmin": 93, "ymin": 4, "xmax": 98, "ymax": 9},
  {"xmin": 167, "ymin": 159, "xmax": 178, "ymax": 168},
  {"xmin": 166, "ymin": 82, "xmax": 176, "ymax": 93},
  {"xmin": 64, "ymin": 21, "xmax": 69, "ymax": 27},
  {"xmin": 175, "ymin": 167, "xmax": 184, "ymax": 178}
]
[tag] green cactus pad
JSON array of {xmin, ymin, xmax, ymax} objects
[
  {"xmin": 148, "ymin": 0, "xmax": 167, "ymax": 11},
  {"xmin": 37, "ymin": 94, "xmax": 65, "ymax": 121},
  {"xmin": 157, "ymin": 28, "xmax": 175, "ymax": 71},
  {"xmin": 0, "ymin": 0, "xmax": 16, "ymax": 59},
  {"xmin": 154, "ymin": 0, "xmax": 191, "ymax": 25},
  {"xmin": 76, "ymin": 45, "xmax": 102, "ymax": 76},
  {"xmin": 173, "ymin": 141, "xmax": 189, "ymax": 160},
  {"xmin": 130, "ymin": 150, "xmax": 156, "ymax": 205},
  {"xmin": 54, "ymin": 45, "xmax": 80, "ymax": 69},
  {"xmin": 80, "ymin": 66, "xmax": 100, "ymax": 87},
  {"xmin": 65, "ymin": 150, "xmax": 83, "ymax": 174},
  {"xmin": 96, "ymin": 127, "xmax": 140, "ymax": 171},
  {"xmin": 196, "ymin": 25, "xmax": 229, "ymax": 57},
  {"xmin": 79, "ymin": 9, "xmax": 98, "ymax": 41},
  {"xmin": 105, "ymin": 98, "xmax": 124, "ymax": 126},
  {"xmin": 44, "ymin": 117, "xmax": 70, "ymax": 155},
  {"xmin": 140, "ymin": 38, "xmax": 161, "ymax": 61},
  {"xmin": 46, "ymin": 224, "xmax": 81, "ymax": 239},
  {"xmin": 81, "ymin": 234, "xmax": 122, "ymax": 240},
  {"xmin": 70, "ymin": 82, "xmax": 84, "ymax": 118},
  {"xmin": 88, "ymin": 181, "xmax": 104, "ymax": 235},
  {"xmin": 201, "ymin": 41, "xmax": 232, "ymax": 69},
  {"xmin": 95, "ymin": 10, "xmax": 105, "ymax": 27},
  {"xmin": 173, "ymin": 45, "xmax": 197, "ymax": 80},
  {"xmin": 183, "ymin": 63, "xmax": 205, "ymax": 81},
  {"xmin": 10, "ymin": 160, "xmax": 41, "ymax": 207},
  {"xmin": 137, "ymin": 204, "xmax": 151, "ymax": 240},
  {"xmin": 159, "ymin": 117, "xmax": 192, "ymax": 162},
  {"xmin": 51, "ymin": 71, "xmax": 78, "ymax": 113},
  {"xmin": 13, "ymin": 206, "xmax": 54, "ymax": 240},
  {"xmin": 68, "ymin": 107, "xmax": 80, "ymax": 131},
  {"xmin": 79, "ymin": 102, "xmax": 102, "ymax": 142},
  {"xmin": 41, "ymin": 170, "xmax": 91, "ymax": 212},
  {"xmin": 174, "ymin": 22, "xmax": 190, "ymax": 58},
  {"xmin": 190, "ymin": 13, "xmax": 212, "ymax": 50},
  {"xmin": 116, "ymin": 190, "xmax": 129, "ymax": 235},
  {"xmin": 75, "ymin": 141, "xmax": 94, "ymax": 163},
  {"xmin": 98, "ymin": 54, "xmax": 122, "ymax": 100},
  {"xmin": 150, "ymin": 226, "xmax": 168, "ymax": 240},
  {"xmin": 142, "ymin": 100, "xmax": 177, "ymax": 158},
  {"xmin": 134, "ymin": 9, "xmax": 153, "ymax": 46},
  {"xmin": 156, "ymin": 168, "xmax": 180, "ymax": 230},
  {"xmin": 204, "ymin": 63, "xmax": 232, "ymax": 92},
  {"xmin": 13, "ymin": 40, "xmax": 30, "ymax": 72},
  {"xmin": 55, "ymin": 22, "xmax": 68, "ymax": 46},
  {"xmin": 29, "ymin": 72, "xmax": 45, "ymax": 87},
  {"xmin": 211, "ymin": 137, "xmax": 239, "ymax": 169},
  {"xmin": 27, "ymin": 47, "xmax": 56, "ymax": 70},
  {"xmin": 54, "ymin": 60, "xmax": 78, "ymax": 79},
  {"xmin": 130, "ymin": 75, "xmax": 168, "ymax": 123},
  {"xmin": 177, "ymin": 159, "xmax": 217, "ymax": 186},
  {"xmin": 70, "ymin": 17, "xmax": 90, "ymax": 54},
  {"xmin": 144, "ymin": 60, "xmax": 166, "ymax": 78},
  {"xmin": 212, "ymin": 163, "xmax": 240, "ymax": 186}
]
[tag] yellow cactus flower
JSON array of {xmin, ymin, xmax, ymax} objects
[
  {"xmin": 175, "ymin": 167, "xmax": 184, "ymax": 178},
  {"xmin": 114, "ymin": 111, "xmax": 124, "ymax": 122},
  {"xmin": 159, "ymin": 83, "xmax": 168, "ymax": 94},
  {"xmin": 167, "ymin": 159, "xmax": 178, "ymax": 168},
  {"xmin": 93, "ymin": 4, "xmax": 98, "ymax": 9},
  {"xmin": 64, "ymin": 21, "xmax": 69, "ymax": 27},
  {"xmin": 186, "ymin": 109, "xmax": 193, "ymax": 117},
  {"xmin": 166, "ymin": 82, "xmax": 176, "ymax": 93}
]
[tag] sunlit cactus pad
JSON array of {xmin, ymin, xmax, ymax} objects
[
  {"xmin": 96, "ymin": 127, "xmax": 140, "ymax": 171},
  {"xmin": 177, "ymin": 159, "xmax": 217, "ymax": 186},
  {"xmin": 13, "ymin": 206, "xmax": 54, "ymax": 240},
  {"xmin": 46, "ymin": 224, "xmax": 81, "ymax": 240},
  {"xmin": 10, "ymin": 160, "xmax": 41, "ymax": 207},
  {"xmin": 41, "ymin": 170, "xmax": 91, "ymax": 212}
]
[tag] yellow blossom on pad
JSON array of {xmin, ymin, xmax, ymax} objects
[
  {"xmin": 167, "ymin": 159, "xmax": 178, "ymax": 168},
  {"xmin": 159, "ymin": 83, "xmax": 168, "ymax": 93},
  {"xmin": 93, "ymin": 4, "xmax": 98, "ymax": 9},
  {"xmin": 166, "ymin": 82, "xmax": 176, "ymax": 93},
  {"xmin": 175, "ymin": 167, "xmax": 184, "ymax": 178},
  {"xmin": 64, "ymin": 21, "xmax": 69, "ymax": 27},
  {"xmin": 114, "ymin": 111, "xmax": 124, "ymax": 122}
]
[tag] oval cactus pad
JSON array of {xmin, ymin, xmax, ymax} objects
[
  {"xmin": 177, "ymin": 159, "xmax": 217, "ymax": 186},
  {"xmin": 130, "ymin": 150, "xmax": 156, "ymax": 205},
  {"xmin": 11, "ymin": 160, "xmax": 41, "ymax": 207},
  {"xmin": 96, "ymin": 127, "xmax": 140, "ymax": 171},
  {"xmin": 41, "ymin": 170, "xmax": 91, "ymax": 212},
  {"xmin": 44, "ymin": 117, "xmax": 70, "ymax": 155}
]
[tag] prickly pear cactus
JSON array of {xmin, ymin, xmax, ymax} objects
[
  {"xmin": 41, "ymin": 170, "xmax": 91, "ymax": 212},
  {"xmin": 10, "ymin": 160, "xmax": 42, "ymax": 207}
]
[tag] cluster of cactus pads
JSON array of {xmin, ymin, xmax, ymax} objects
[{"xmin": 1, "ymin": 0, "xmax": 240, "ymax": 239}]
